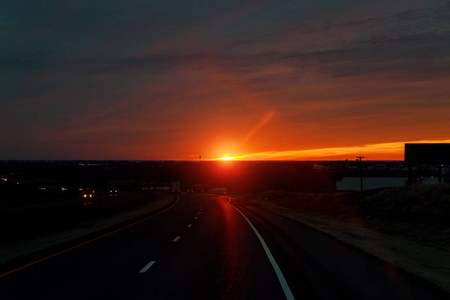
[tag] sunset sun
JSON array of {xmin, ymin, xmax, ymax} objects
[{"xmin": 219, "ymin": 156, "xmax": 235, "ymax": 161}]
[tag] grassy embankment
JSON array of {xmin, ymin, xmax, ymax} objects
[
  {"xmin": 244, "ymin": 185, "xmax": 450, "ymax": 293},
  {"xmin": 0, "ymin": 192, "xmax": 175, "ymax": 266},
  {"xmin": 0, "ymin": 192, "xmax": 173, "ymax": 244}
]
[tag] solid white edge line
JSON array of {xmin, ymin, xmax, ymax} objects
[
  {"xmin": 139, "ymin": 261, "xmax": 156, "ymax": 273},
  {"xmin": 227, "ymin": 199, "xmax": 295, "ymax": 300},
  {"xmin": 173, "ymin": 236, "xmax": 181, "ymax": 242}
]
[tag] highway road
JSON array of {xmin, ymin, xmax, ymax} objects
[{"xmin": 0, "ymin": 194, "xmax": 447, "ymax": 299}]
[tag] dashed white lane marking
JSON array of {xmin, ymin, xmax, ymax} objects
[
  {"xmin": 0, "ymin": 198, "xmax": 180, "ymax": 279},
  {"xmin": 173, "ymin": 236, "xmax": 181, "ymax": 242},
  {"xmin": 187, "ymin": 224, "xmax": 192, "ymax": 228},
  {"xmin": 227, "ymin": 199, "xmax": 295, "ymax": 300},
  {"xmin": 139, "ymin": 261, "xmax": 156, "ymax": 273},
  {"xmin": 198, "ymin": 212, "xmax": 202, "ymax": 214},
  {"xmin": 195, "ymin": 217, "xmax": 198, "ymax": 219}
]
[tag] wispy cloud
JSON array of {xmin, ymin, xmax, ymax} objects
[
  {"xmin": 212, "ymin": 139, "xmax": 450, "ymax": 161},
  {"xmin": 220, "ymin": 1, "xmax": 450, "ymax": 82},
  {"xmin": 2, "ymin": 0, "xmax": 450, "ymax": 160},
  {"xmin": 242, "ymin": 111, "xmax": 275, "ymax": 144}
]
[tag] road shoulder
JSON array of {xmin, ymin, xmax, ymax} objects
[{"xmin": 230, "ymin": 196, "xmax": 450, "ymax": 294}]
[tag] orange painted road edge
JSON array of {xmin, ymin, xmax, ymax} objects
[{"xmin": 0, "ymin": 197, "xmax": 179, "ymax": 278}]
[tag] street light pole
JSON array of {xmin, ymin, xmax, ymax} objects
[{"xmin": 356, "ymin": 156, "xmax": 366, "ymax": 191}]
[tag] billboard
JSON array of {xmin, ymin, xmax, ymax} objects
[{"xmin": 404, "ymin": 143, "xmax": 450, "ymax": 164}]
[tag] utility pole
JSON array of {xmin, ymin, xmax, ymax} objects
[{"xmin": 356, "ymin": 156, "xmax": 366, "ymax": 191}]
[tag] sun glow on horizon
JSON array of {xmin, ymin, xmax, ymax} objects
[
  {"xmin": 210, "ymin": 139, "xmax": 450, "ymax": 161},
  {"xmin": 212, "ymin": 154, "xmax": 248, "ymax": 161},
  {"xmin": 219, "ymin": 156, "xmax": 235, "ymax": 161}
]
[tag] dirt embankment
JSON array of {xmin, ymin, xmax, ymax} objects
[{"xmin": 242, "ymin": 185, "xmax": 450, "ymax": 293}]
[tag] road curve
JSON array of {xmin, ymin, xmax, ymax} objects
[{"xmin": 0, "ymin": 194, "xmax": 447, "ymax": 299}]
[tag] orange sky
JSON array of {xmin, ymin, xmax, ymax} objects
[
  {"xmin": 211, "ymin": 140, "xmax": 450, "ymax": 161},
  {"xmin": 2, "ymin": 1, "xmax": 450, "ymax": 160}
]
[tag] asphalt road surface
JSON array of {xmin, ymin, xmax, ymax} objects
[{"xmin": 0, "ymin": 194, "xmax": 447, "ymax": 299}]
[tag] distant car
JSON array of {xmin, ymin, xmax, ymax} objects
[
  {"xmin": 110, "ymin": 188, "xmax": 118, "ymax": 195},
  {"xmin": 83, "ymin": 192, "xmax": 94, "ymax": 199}
]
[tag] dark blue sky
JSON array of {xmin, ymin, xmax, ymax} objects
[{"xmin": 1, "ymin": 0, "xmax": 450, "ymax": 160}]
